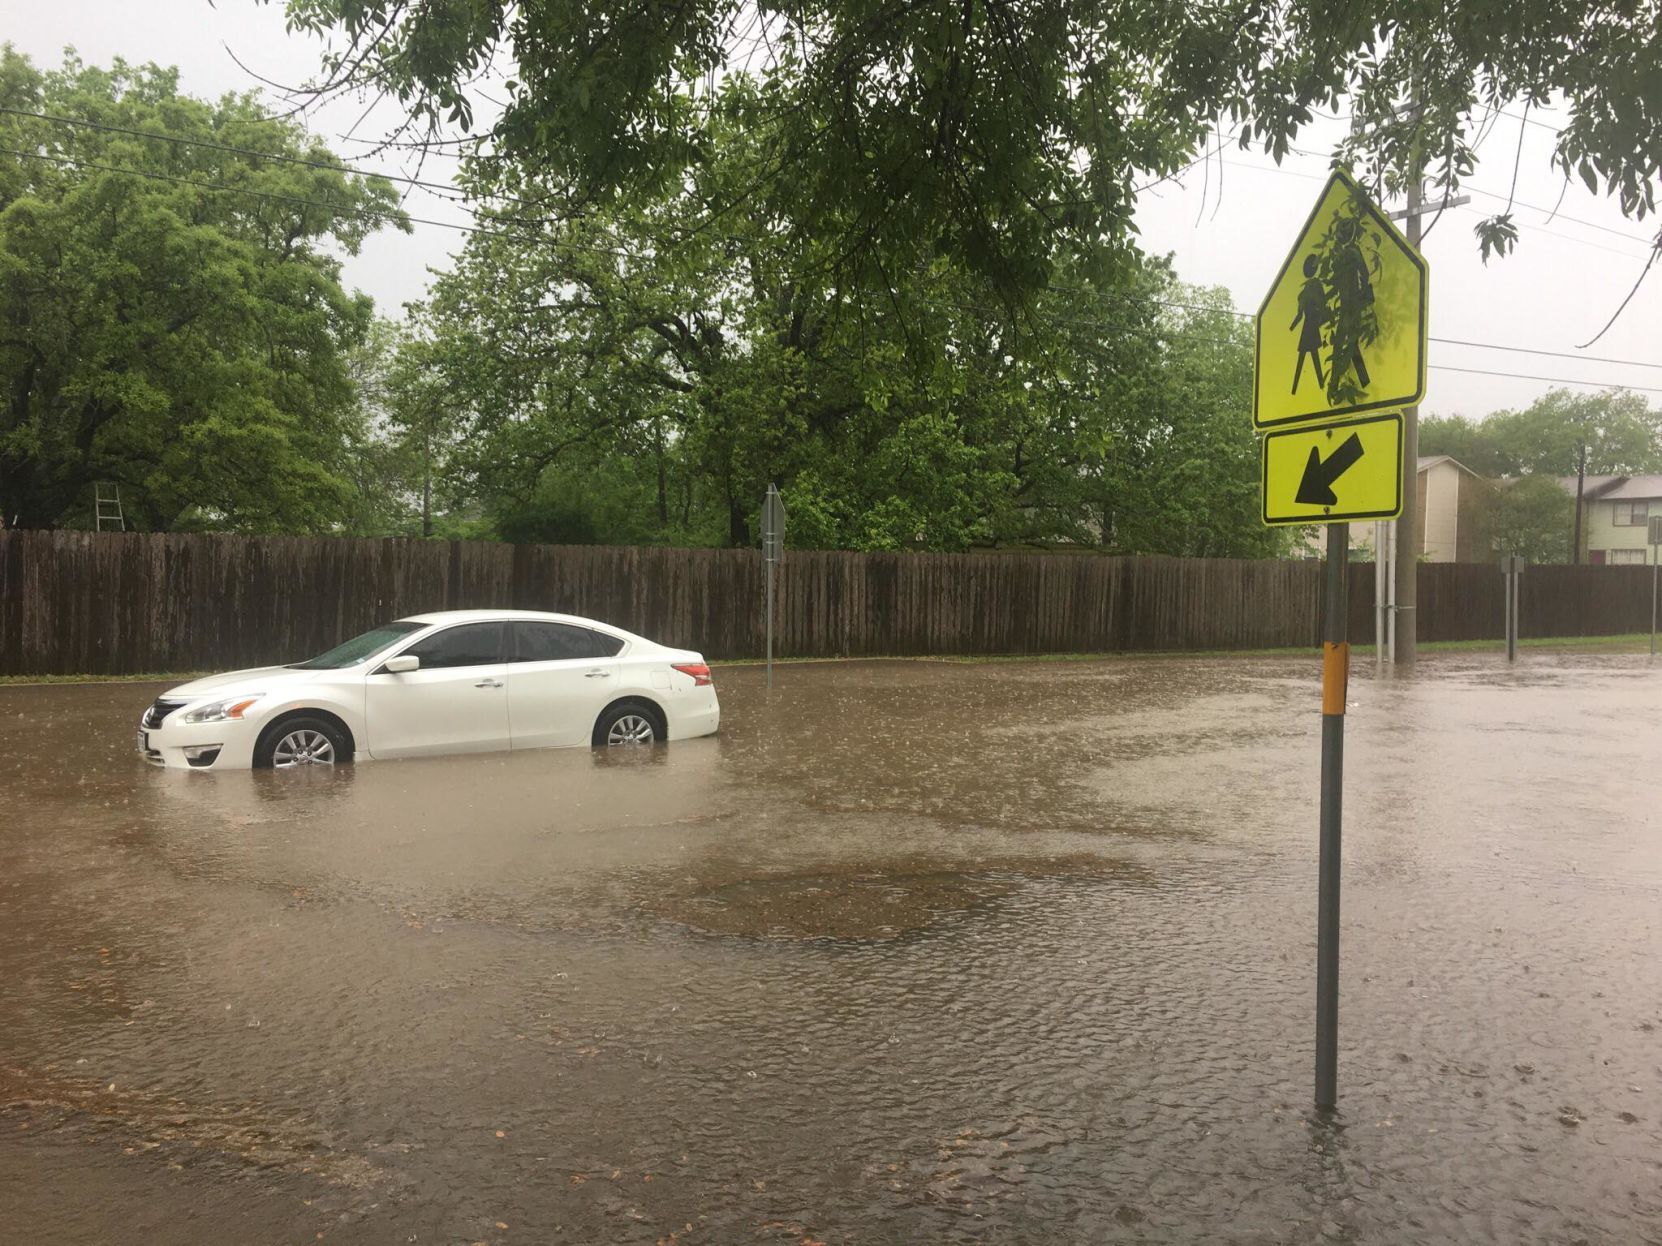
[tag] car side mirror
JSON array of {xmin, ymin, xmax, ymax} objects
[{"xmin": 383, "ymin": 655, "xmax": 420, "ymax": 673}]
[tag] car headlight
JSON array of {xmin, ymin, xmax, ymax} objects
[{"xmin": 182, "ymin": 695, "xmax": 264, "ymax": 724}]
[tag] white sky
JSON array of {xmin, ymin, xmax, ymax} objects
[{"xmin": 8, "ymin": 0, "xmax": 1661, "ymax": 418}]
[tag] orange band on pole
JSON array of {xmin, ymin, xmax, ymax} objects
[{"xmin": 1321, "ymin": 642, "xmax": 1350, "ymax": 715}]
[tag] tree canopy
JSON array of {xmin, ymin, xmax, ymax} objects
[
  {"xmin": 276, "ymin": 0, "xmax": 1662, "ymax": 304},
  {"xmin": 1468, "ymin": 474, "xmax": 1574, "ymax": 564},
  {"xmin": 402, "ymin": 88, "xmax": 1286, "ymax": 557},
  {"xmin": 0, "ymin": 47, "xmax": 407, "ymax": 530},
  {"xmin": 1420, "ymin": 390, "xmax": 1662, "ymax": 479}
]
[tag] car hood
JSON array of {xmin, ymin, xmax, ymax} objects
[{"xmin": 164, "ymin": 666, "xmax": 323, "ymax": 700}]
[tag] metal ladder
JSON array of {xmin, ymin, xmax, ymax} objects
[{"xmin": 94, "ymin": 482, "xmax": 126, "ymax": 532}]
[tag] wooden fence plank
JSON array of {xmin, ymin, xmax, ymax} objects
[{"xmin": 0, "ymin": 529, "xmax": 1653, "ymax": 674}]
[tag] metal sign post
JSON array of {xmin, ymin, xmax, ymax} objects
[
  {"xmin": 1314, "ymin": 522, "xmax": 1350, "ymax": 1110},
  {"xmin": 761, "ymin": 484, "xmax": 786, "ymax": 688},
  {"xmin": 1254, "ymin": 169, "xmax": 1425, "ymax": 1111},
  {"xmin": 1501, "ymin": 555, "xmax": 1524, "ymax": 662},
  {"xmin": 1650, "ymin": 517, "xmax": 1662, "ymax": 657}
]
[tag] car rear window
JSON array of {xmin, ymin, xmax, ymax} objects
[{"xmin": 510, "ymin": 622, "xmax": 624, "ymax": 662}]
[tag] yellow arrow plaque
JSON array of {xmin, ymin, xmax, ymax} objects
[
  {"xmin": 1261, "ymin": 412, "xmax": 1404, "ymax": 526},
  {"xmin": 1253, "ymin": 170, "xmax": 1427, "ymax": 430}
]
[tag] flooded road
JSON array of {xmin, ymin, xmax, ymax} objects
[{"xmin": 2, "ymin": 654, "xmax": 1659, "ymax": 1244}]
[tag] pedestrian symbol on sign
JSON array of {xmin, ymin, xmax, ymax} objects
[
  {"xmin": 1254, "ymin": 168, "xmax": 1425, "ymax": 430},
  {"xmin": 1290, "ymin": 255, "xmax": 1327, "ymax": 395}
]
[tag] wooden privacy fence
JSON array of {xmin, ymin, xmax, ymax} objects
[{"xmin": 0, "ymin": 530, "xmax": 1653, "ymax": 675}]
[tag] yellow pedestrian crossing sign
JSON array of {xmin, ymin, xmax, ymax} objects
[
  {"xmin": 1261, "ymin": 413, "xmax": 1404, "ymax": 526},
  {"xmin": 1253, "ymin": 169, "xmax": 1427, "ymax": 430}
]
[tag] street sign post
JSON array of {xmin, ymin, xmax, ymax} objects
[
  {"xmin": 762, "ymin": 484, "xmax": 786, "ymax": 689},
  {"xmin": 1260, "ymin": 413, "xmax": 1404, "ymax": 526},
  {"xmin": 1649, "ymin": 516, "xmax": 1662, "ymax": 657},
  {"xmin": 1501, "ymin": 555, "xmax": 1525, "ymax": 662},
  {"xmin": 1253, "ymin": 168, "xmax": 1428, "ymax": 1113},
  {"xmin": 1253, "ymin": 168, "xmax": 1427, "ymax": 431}
]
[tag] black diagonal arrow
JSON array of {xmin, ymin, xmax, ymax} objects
[{"xmin": 1295, "ymin": 432, "xmax": 1366, "ymax": 506}]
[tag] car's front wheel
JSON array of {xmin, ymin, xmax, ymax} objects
[
  {"xmin": 255, "ymin": 715, "xmax": 351, "ymax": 769},
  {"xmin": 593, "ymin": 701, "xmax": 663, "ymax": 747}
]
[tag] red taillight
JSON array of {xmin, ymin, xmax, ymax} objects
[{"xmin": 672, "ymin": 662, "xmax": 713, "ymax": 687}]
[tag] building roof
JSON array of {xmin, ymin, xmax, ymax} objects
[
  {"xmin": 1417, "ymin": 454, "xmax": 1481, "ymax": 476},
  {"xmin": 1554, "ymin": 474, "xmax": 1662, "ymax": 501}
]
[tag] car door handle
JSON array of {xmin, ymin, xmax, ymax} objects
[
  {"xmin": 475, "ymin": 678, "xmax": 503, "ymax": 688},
  {"xmin": 584, "ymin": 670, "xmax": 611, "ymax": 679}
]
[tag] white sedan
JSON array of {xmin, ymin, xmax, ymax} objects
[{"xmin": 135, "ymin": 609, "xmax": 720, "ymax": 770}]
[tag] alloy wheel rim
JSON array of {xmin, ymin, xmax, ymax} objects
[
  {"xmin": 272, "ymin": 729, "xmax": 335, "ymax": 767},
  {"xmin": 607, "ymin": 715, "xmax": 655, "ymax": 745}
]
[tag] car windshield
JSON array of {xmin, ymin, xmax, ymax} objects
[{"xmin": 290, "ymin": 622, "xmax": 425, "ymax": 670}]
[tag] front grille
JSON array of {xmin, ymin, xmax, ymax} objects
[{"xmin": 143, "ymin": 698, "xmax": 188, "ymax": 729}]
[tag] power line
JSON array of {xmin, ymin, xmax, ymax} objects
[
  {"xmin": 16, "ymin": 104, "xmax": 1659, "ymax": 292},
  {"xmin": 0, "ymin": 144, "xmax": 648, "ymax": 263},
  {"xmin": 7, "ymin": 141, "xmax": 1661, "ymax": 392},
  {"xmin": 1215, "ymin": 148, "xmax": 1658, "ymax": 251},
  {"xmin": 0, "ymin": 105, "xmax": 477, "ymax": 203},
  {"xmin": 1429, "ymin": 337, "xmax": 1662, "ymax": 372},
  {"xmin": 1427, "ymin": 364, "xmax": 1662, "ymax": 395},
  {"xmin": 1056, "ymin": 283, "xmax": 1662, "ymax": 373},
  {"xmin": 1461, "ymin": 184, "xmax": 1657, "ymax": 248}
]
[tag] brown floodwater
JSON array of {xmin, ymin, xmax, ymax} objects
[{"xmin": 1, "ymin": 654, "xmax": 1659, "ymax": 1244}]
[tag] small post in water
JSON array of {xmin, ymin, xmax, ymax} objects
[
  {"xmin": 1650, "ymin": 517, "xmax": 1662, "ymax": 657},
  {"xmin": 1315, "ymin": 522, "xmax": 1349, "ymax": 1110},
  {"xmin": 1509, "ymin": 561, "xmax": 1522, "ymax": 667},
  {"xmin": 1374, "ymin": 522, "xmax": 1387, "ymax": 667},
  {"xmin": 761, "ymin": 483, "xmax": 786, "ymax": 689}
]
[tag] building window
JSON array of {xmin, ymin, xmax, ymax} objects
[
  {"xmin": 1612, "ymin": 501, "xmax": 1649, "ymax": 526},
  {"xmin": 1607, "ymin": 548, "xmax": 1646, "ymax": 566}
]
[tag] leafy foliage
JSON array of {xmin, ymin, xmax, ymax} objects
[
  {"xmin": 277, "ymin": 0, "xmax": 1662, "ymax": 308},
  {"xmin": 1468, "ymin": 474, "xmax": 1573, "ymax": 564},
  {"xmin": 0, "ymin": 48, "xmax": 407, "ymax": 530},
  {"xmin": 401, "ymin": 87, "xmax": 1287, "ymax": 557},
  {"xmin": 1420, "ymin": 390, "xmax": 1662, "ymax": 479}
]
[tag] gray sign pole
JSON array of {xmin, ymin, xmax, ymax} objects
[
  {"xmin": 1315, "ymin": 522, "xmax": 1349, "ymax": 1110},
  {"xmin": 1501, "ymin": 556, "xmax": 1521, "ymax": 663},
  {"xmin": 1502, "ymin": 559, "xmax": 1511, "ymax": 662},
  {"xmin": 762, "ymin": 484, "xmax": 785, "ymax": 689},
  {"xmin": 1650, "ymin": 517, "xmax": 1662, "ymax": 657}
]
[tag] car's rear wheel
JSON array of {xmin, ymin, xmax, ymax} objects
[
  {"xmin": 255, "ymin": 716, "xmax": 350, "ymax": 769},
  {"xmin": 593, "ymin": 701, "xmax": 663, "ymax": 747}
]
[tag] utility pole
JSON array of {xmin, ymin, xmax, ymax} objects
[
  {"xmin": 1571, "ymin": 440, "xmax": 1587, "ymax": 564},
  {"xmin": 421, "ymin": 422, "xmax": 433, "ymax": 538},
  {"xmin": 1394, "ymin": 167, "xmax": 1422, "ymax": 666}
]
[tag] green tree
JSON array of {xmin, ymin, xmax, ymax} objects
[
  {"xmin": 1420, "ymin": 392, "xmax": 1662, "ymax": 480},
  {"xmin": 1473, "ymin": 474, "xmax": 1574, "ymax": 564},
  {"xmin": 1096, "ymin": 284, "xmax": 1287, "ymax": 558},
  {"xmin": 0, "ymin": 48, "xmax": 407, "ymax": 530},
  {"xmin": 1417, "ymin": 414, "xmax": 1511, "ymax": 477},
  {"xmin": 389, "ymin": 74, "xmax": 1289, "ymax": 557},
  {"xmin": 277, "ymin": 0, "xmax": 1662, "ymax": 306},
  {"xmin": 1491, "ymin": 390, "xmax": 1662, "ymax": 478}
]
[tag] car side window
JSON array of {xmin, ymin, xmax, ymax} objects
[
  {"xmin": 400, "ymin": 622, "xmax": 504, "ymax": 669},
  {"xmin": 511, "ymin": 622, "xmax": 622, "ymax": 662}
]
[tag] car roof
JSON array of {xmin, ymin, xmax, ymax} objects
[{"xmin": 396, "ymin": 609, "xmax": 637, "ymax": 638}]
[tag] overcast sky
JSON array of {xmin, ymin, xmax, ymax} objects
[{"xmin": 9, "ymin": 0, "xmax": 1661, "ymax": 418}]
